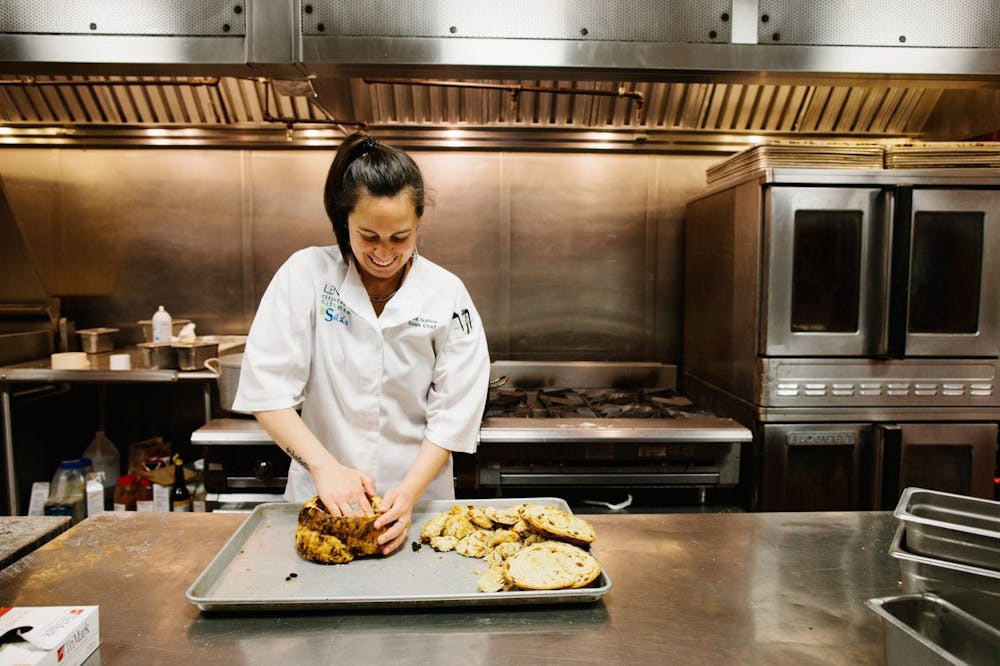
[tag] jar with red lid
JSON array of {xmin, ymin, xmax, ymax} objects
[
  {"xmin": 136, "ymin": 477, "xmax": 155, "ymax": 512},
  {"xmin": 113, "ymin": 474, "xmax": 137, "ymax": 511}
]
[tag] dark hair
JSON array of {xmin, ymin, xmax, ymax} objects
[{"xmin": 323, "ymin": 133, "xmax": 425, "ymax": 262}]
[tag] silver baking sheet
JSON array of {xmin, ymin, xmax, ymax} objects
[
  {"xmin": 889, "ymin": 523, "xmax": 1000, "ymax": 599},
  {"xmin": 893, "ymin": 487, "xmax": 1000, "ymax": 571},
  {"xmin": 186, "ymin": 497, "xmax": 611, "ymax": 612}
]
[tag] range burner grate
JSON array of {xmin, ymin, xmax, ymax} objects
[{"xmin": 485, "ymin": 386, "xmax": 700, "ymax": 419}]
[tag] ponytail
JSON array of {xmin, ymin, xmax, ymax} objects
[{"xmin": 323, "ymin": 133, "xmax": 425, "ymax": 262}]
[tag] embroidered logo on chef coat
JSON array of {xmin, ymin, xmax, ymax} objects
[{"xmin": 320, "ymin": 283, "xmax": 351, "ymax": 327}]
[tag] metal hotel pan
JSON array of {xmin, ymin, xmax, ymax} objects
[
  {"xmin": 893, "ymin": 487, "xmax": 1000, "ymax": 571},
  {"xmin": 890, "ymin": 523, "xmax": 1000, "ymax": 598},
  {"xmin": 866, "ymin": 593, "xmax": 1000, "ymax": 666},
  {"xmin": 186, "ymin": 497, "xmax": 611, "ymax": 612}
]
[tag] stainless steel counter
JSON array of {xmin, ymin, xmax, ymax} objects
[
  {"xmin": 0, "ymin": 511, "xmax": 901, "ymax": 664},
  {"xmin": 0, "ymin": 515, "xmax": 71, "ymax": 569}
]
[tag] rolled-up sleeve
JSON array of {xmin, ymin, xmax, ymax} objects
[
  {"xmin": 231, "ymin": 255, "xmax": 315, "ymax": 413},
  {"xmin": 423, "ymin": 288, "xmax": 490, "ymax": 454}
]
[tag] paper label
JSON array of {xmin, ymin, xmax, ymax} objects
[
  {"xmin": 152, "ymin": 484, "xmax": 170, "ymax": 512},
  {"xmin": 27, "ymin": 482, "xmax": 49, "ymax": 516},
  {"xmin": 85, "ymin": 481, "xmax": 104, "ymax": 517}
]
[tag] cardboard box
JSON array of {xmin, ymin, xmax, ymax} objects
[{"xmin": 0, "ymin": 606, "xmax": 99, "ymax": 666}]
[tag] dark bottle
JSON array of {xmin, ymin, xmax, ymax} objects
[{"xmin": 170, "ymin": 454, "xmax": 192, "ymax": 512}]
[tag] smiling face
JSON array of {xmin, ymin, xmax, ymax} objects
[{"xmin": 347, "ymin": 188, "xmax": 420, "ymax": 284}]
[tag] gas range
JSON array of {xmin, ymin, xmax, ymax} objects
[{"xmin": 462, "ymin": 362, "xmax": 753, "ymax": 503}]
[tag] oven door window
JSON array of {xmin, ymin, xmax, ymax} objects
[
  {"xmin": 791, "ymin": 210, "xmax": 862, "ymax": 333},
  {"xmin": 909, "ymin": 211, "xmax": 983, "ymax": 335},
  {"xmin": 764, "ymin": 187, "xmax": 888, "ymax": 357},
  {"xmin": 904, "ymin": 189, "xmax": 1000, "ymax": 357}
]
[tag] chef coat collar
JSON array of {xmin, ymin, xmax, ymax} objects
[{"xmin": 338, "ymin": 252, "xmax": 427, "ymax": 329}]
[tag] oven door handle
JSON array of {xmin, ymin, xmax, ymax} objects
[
  {"xmin": 873, "ymin": 424, "xmax": 903, "ymax": 510},
  {"xmin": 886, "ymin": 187, "xmax": 913, "ymax": 359}
]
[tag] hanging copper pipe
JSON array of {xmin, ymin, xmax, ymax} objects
[{"xmin": 363, "ymin": 77, "xmax": 646, "ymax": 124}]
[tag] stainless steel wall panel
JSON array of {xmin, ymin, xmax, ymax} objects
[
  {"xmin": 246, "ymin": 151, "xmax": 333, "ymax": 324},
  {"xmin": 2, "ymin": 149, "xmax": 247, "ymax": 337},
  {"xmin": 0, "ymin": 147, "xmax": 711, "ymax": 362},
  {"xmin": 505, "ymin": 153, "xmax": 650, "ymax": 359},
  {"xmin": 757, "ymin": 0, "xmax": 1000, "ymax": 48}
]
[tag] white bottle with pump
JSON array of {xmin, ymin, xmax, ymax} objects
[{"xmin": 151, "ymin": 305, "xmax": 172, "ymax": 342}]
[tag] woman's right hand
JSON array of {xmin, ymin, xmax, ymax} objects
[{"xmin": 311, "ymin": 459, "xmax": 376, "ymax": 517}]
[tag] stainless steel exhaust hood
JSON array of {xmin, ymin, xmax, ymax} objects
[{"xmin": 0, "ymin": 0, "xmax": 997, "ymax": 150}]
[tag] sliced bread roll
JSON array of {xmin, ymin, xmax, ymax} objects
[
  {"xmin": 295, "ymin": 495, "xmax": 385, "ymax": 564},
  {"xmin": 520, "ymin": 503, "xmax": 597, "ymax": 547},
  {"xmin": 503, "ymin": 541, "xmax": 602, "ymax": 590}
]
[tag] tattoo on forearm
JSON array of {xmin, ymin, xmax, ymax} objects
[{"xmin": 284, "ymin": 447, "xmax": 310, "ymax": 470}]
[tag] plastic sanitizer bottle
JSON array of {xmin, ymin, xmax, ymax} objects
[
  {"xmin": 82, "ymin": 430, "xmax": 120, "ymax": 509},
  {"xmin": 151, "ymin": 305, "xmax": 173, "ymax": 343}
]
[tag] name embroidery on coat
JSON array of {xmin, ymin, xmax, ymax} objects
[{"xmin": 408, "ymin": 316, "xmax": 438, "ymax": 329}]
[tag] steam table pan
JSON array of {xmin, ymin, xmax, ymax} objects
[
  {"xmin": 890, "ymin": 523, "xmax": 1000, "ymax": 598},
  {"xmin": 893, "ymin": 487, "xmax": 1000, "ymax": 571},
  {"xmin": 866, "ymin": 593, "xmax": 1000, "ymax": 666},
  {"xmin": 186, "ymin": 497, "xmax": 611, "ymax": 612}
]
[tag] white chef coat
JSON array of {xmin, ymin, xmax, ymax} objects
[{"xmin": 231, "ymin": 246, "xmax": 490, "ymax": 503}]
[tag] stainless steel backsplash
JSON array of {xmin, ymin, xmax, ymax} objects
[{"xmin": 0, "ymin": 148, "xmax": 717, "ymax": 362}]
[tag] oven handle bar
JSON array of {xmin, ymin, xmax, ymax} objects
[
  {"xmin": 497, "ymin": 472, "xmax": 721, "ymax": 485},
  {"xmin": 886, "ymin": 186, "xmax": 913, "ymax": 359}
]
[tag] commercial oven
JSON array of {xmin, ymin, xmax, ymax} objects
[
  {"xmin": 758, "ymin": 422, "xmax": 996, "ymax": 512},
  {"xmin": 683, "ymin": 166, "xmax": 1000, "ymax": 511}
]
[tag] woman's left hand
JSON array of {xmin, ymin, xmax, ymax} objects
[{"xmin": 373, "ymin": 487, "xmax": 416, "ymax": 555}]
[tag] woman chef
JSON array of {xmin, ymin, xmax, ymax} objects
[{"xmin": 232, "ymin": 133, "xmax": 490, "ymax": 555}]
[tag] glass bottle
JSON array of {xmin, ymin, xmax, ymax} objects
[
  {"xmin": 170, "ymin": 454, "xmax": 192, "ymax": 512},
  {"xmin": 191, "ymin": 458, "xmax": 207, "ymax": 512}
]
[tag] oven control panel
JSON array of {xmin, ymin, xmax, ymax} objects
[{"xmin": 760, "ymin": 359, "xmax": 1000, "ymax": 408}]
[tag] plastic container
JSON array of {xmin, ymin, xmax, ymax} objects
[
  {"xmin": 113, "ymin": 474, "xmax": 137, "ymax": 511},
  {"xmin": 43, "ymin": 458, "xmax": 91, "ymax": 523},
  {"xmin": 85, "ymin": 477, "xmax": 104, "ymax": 516},
  {"xmin": 82, "ymin": 430, "xmax": 120, "ymax": 508},
  {"xmin": 151, "ymin": 305, "xmax": 173, "ymax": 343}
]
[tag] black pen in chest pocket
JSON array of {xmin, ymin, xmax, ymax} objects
[{"xmin": 452, "ymin": 309, "xmax": 472, "ymax": 334}]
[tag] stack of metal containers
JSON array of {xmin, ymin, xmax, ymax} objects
[{"xmin": 867, "ymin": 488, "xmax": 1000, "ymax": 664}]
